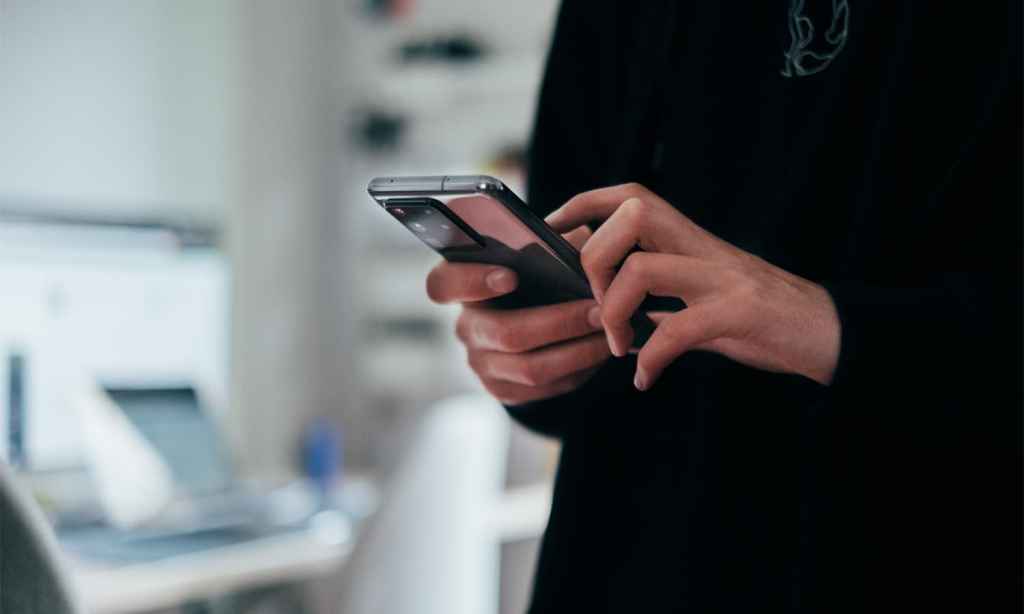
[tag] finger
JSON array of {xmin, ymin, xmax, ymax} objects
[
  {"xmin": 578, "ymin": 198, "xmax": 655, "ymax": 302},
  {"xmin": 562, "ymin": 226, "xmax": 593, "ymax": 250},
  {"xmin": 550, "ymin": 187, "xmax": 720, "ymax": 262},
  {"xmin": 599, "ymin": 252, "xmax": 714, "ymax": 356},
  {"xmin": 455, "ymin": 299, "xmax": 603, "ymax": 353},
  {"xmin": 634, "ymin": 305, "xmax": 725, "ymax": 391},
  {"xmin": 581, "ymin": 196, "xmax": 721, "ymax": 303},
  {"xmin": 479, "ymin": 368, "xmax": 600, "ymax": 406},
  {"xmin": 544, "ymin": 183, "xmax": 651, "ymax": 232},
  {"xmin": 426, "ymin": 262, "xmax": 517, "ymax": 304},
  {"xmin": 470, "ymin": 333, "xmax": 611, "ymax": 387}
]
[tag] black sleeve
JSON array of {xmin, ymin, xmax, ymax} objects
[
  {"xmin": 503, "ymin": 0, "xmax": 611, "ymax": 439},
  {"xmin": 815, "ymin": 54, "xmax": 1022, "ymax": 595},
  {"xmin": 821, "ymin": 53, "xmax": 1021, "ymax": 437}
]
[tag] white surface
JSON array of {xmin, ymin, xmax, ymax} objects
[
  {"xmin": 71, "ymin": 529, "xmax": 350, "ymax": 614},
  {"xmin": 226, "ymin": 0, "xmax": 357, "ymax": 479},
  {"xmin": 494, "ymin": 482, "xmax": 553, "ymax": 544}
]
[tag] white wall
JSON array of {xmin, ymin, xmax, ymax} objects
[
  {"xmin": 0, "ymin": 0, "xmax": 233, "ymax": 224},
  {"xmin": 226, "ymin": 0, "xmax": 355, "ymax": 479}
]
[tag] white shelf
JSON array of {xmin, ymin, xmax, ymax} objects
[{"xmin": 365, "ymin": 56, "xmax": 544, "ymax": 115}]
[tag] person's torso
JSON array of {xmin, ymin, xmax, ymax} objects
[{"xmin": 526, "ymin": 1, "xmax": 1019, "ymax": 611}]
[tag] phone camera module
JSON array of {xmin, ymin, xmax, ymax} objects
[{"xmin": 392, "ymin": 207, "xmax": 406, "ymax": 216}]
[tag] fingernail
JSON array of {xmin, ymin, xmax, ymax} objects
[
  {"xmin": 485, "ymin": 269, "xmax": 516, "ymax": 293},
  {"xmin": 587, "ymin": 305, "xmax": 602, "ymax": 329},
  {"xmin": 634, "ymin": 368, "xmax": 648, "ymax": 391},
  {"xmin": 544, "ymin": 207, "xmax": 562, "ymax": 222},
  {"xmin": 607, "ymin": 332, "xmax": 624, "ymax": 357}
]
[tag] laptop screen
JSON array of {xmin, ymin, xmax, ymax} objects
[{"xmin": 103, "ymin": 386, "xmax": 233, "ymax": 497}]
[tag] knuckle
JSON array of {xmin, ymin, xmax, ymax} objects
[
  {"xmin": 721, "ymin": 265, "xmax": 747, "ymax": 286},
  {"xmin": 579, "ymin": 242, "xmax": 597, "ymax": 270},
  {"xmin": 517, "ymin": 358, "xmax": 548, "ymax": 387},
  {"xmin": 454, "ymin": 311, "xmax": 472, "ymax": 344},
  {"xmin": 621, "ymin": 196, "xmax": 652, "ymax": 223},
  {"xmin": 465, "ymin": 350, "xmax": 485, "ymax": 375},
  {"xmin": 620, "ymin": 253, "xmax": 650, "ymax": 280},
  {"xmin": 482, "ymin": 380, "xmax": 517, "ymax": 406},
  {"xmin": 623, "ymin": 182, "xmax": 648, "ymax": 197},
  {"xmin": 562, "ymin": 193, "xmax": 583, "ymax": 211},
  {"xmin": 492, "ymin": 324, "xmax": 525, "ymax": 353},
  {"xmin": 600, "ymin": 309, "xmax": 625, "ymax": 330},
  {"xmin": 732, "ymin": 277, "xmax": 761, "ymax": 301},
  {"xmin": 469, "ymin": 311, "xmax": 504, "ymax": 350},
  {"xmin": 572, "ymin": 301, "xmax": 595, "ymax": 330}
]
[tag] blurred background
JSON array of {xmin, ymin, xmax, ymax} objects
[{"xmin": 0, "ymin": 1, "xmax": 563, "ymax": 612}]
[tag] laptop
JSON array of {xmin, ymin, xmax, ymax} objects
[{"xmin": 60, "ymin": 383, "xmax": 305, "ymax": 563}]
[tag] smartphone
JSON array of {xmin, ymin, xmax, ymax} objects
[{"xmin": 367, "ymin": 174, "xmax": 657, "ymax": 346}]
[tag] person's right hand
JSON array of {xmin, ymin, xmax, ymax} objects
[{"xmin": 426, "ymin": 230, "xmax": 611, "ymax": 405}]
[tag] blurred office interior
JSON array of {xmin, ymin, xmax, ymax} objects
[{"xmin": 0, "ymin": 1, "xmax": 562, "ymax": 612}]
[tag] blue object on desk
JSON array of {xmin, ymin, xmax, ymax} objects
[{"xmin": 301, "ymin": 417, "xmax": 342, "ymax": 506}]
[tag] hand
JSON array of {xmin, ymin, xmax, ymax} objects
[
  {"xmin": 426, "ymin": 228, "xmax": 612, "ymax": 405},
  {"xmin": 546, "ymin": 183, "xmax": 841, "ymax": 390}
]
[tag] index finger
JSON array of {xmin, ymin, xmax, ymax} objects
[
  {"xmin": 426, "ymin": 262, "xmax": 518, "ymax": 304},
  {"xmin": 599, "ymin": 252, "xmax": 714, "ymax": 356},
  {"xmin": 544, "ymin": 183, "xmax": 651, "ymax": 232}
]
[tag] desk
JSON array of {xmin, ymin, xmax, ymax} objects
[
  {"xmin": 494, "ymin": 482, "xmax": 552, "ymax": 543},
  {"xmin": 65, "ymin": 480, "xmax": 548, "ymax": 614},
  {"xmin": 70, "ymin": 528, "xmax": 351, "ymax": 614}
]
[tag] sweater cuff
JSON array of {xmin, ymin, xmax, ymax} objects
[{"xmin": 819, "ymin": 281, "xmax": 864, "ymax": 393}]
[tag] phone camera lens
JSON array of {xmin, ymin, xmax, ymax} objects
[{"xmin": 392, "ymin": 207, "xmax": 405, "ymax": 216}]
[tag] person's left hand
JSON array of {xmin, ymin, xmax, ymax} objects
[{"xmin": 545, "ymin": 183, "xmax": 841, "ymax": 391}]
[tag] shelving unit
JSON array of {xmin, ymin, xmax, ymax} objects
[{"xmin": 342, "ymin": 0, "xmax": 559, "ymax": 437}]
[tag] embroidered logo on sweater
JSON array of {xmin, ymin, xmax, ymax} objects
[{"xmin": 781, "ymin": 0, "xmax": 850, "ymax": 77}]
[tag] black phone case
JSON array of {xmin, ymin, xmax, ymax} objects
[
  {"xmin": 442, "ymin": 234, "xmax": 660, "ymax": 348},
  {"xmin": 370, "ymin": 176, "xmax": 677, "ymax": 347}
]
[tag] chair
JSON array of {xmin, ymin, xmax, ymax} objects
[
  {"xmin": 0, "ymin": 462, "xmax": 83, "ymax": 614},
  {"xmin": 336, "ymin": 394, "xmax": 510, "ymax": 614}
]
